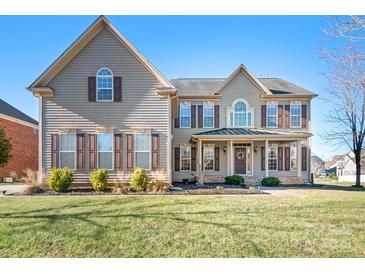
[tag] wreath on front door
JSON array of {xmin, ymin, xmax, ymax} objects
[{"xmin": 236, "ymin": 152, "xmax": 244, "ymax": 160}]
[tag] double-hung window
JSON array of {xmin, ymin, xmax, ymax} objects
[
  {"xmin": 203, "ymin": 145, "xmax": 214, "ymax": 171},
  {"xmin": 59, "ymin": 133, "xmax": 76, "ymax": 169},
  {"xmin": 180, "ymin": 102, "xmax": 191, "ymax": 128},
  {"xmin": 229, "ymin": 99, "xmax": 253, "ymax": 127},
  {"xmin": 180, "ymin": 145, "xmax": 191, "ymax": 171},
  {"xmin": 97, "ymin": 133, "xmax": 113, "ymax": 170},
  {"xmin": 203, "ymin": 102, "xmax": 214, "ymax": 128},
  {"xmin": 96, "ymin": 68, "xmax": 113, "ymax": 102},
  {"xmin": 290, "ymin": 142, "xmax": 297, "ymax": 171},
  {"xmin": 268, "ymin": 145, "xmax": 278, "ymax": 170},
  {"xmin": 290, "ymin": 103, "xmax": 301, "ymax": 127},
  {"xmin": 135, "ymin": 133, "xmax": 151, "ymax": 170},
  {"xmin": 267, "ymin": 104, "xmax": 278, "ymax": 128}
]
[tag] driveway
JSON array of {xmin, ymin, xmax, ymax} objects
[{"xmin": 0, "ymin": 184, "xmax": 27, "ymax": 195}]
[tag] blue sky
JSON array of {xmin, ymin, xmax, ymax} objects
[{"xmin": 0, "ymin": 16, "xmax": 342, "ymax": 160}]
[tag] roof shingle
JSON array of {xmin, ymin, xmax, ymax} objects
[{"xmin": 0, "ymin": 99, "xmax": 38, "ymax": 126}]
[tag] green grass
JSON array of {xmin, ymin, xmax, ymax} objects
[{"xmin": 0, "ymin": 189, "xmax": 365, "ymax": 257}]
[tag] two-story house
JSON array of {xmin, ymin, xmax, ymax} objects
[{"xmin": 28, "ymin": 16, "xmax": 316, "ymax": 185}]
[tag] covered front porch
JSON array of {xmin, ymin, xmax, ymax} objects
[{"xmin": 190, "ymin": 128, "xmax": 311, "ymax": 184}]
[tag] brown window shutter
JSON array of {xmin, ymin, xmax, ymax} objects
[
  {"xmin": 214, "ymin": 105, "xmax": 220, "ymax": 128},
  {"xmin": 285, "ymin": 105, "xmax": 290, "ymax": 128},
  {"xmin": 175, "ymin": 147, "xmax": 180, "ymax": 171},
  {"xmin": 191, "ymin": 147, "xmax": 196, "ymax": 171},
  {"xmin": 214, "ymin": 147, "xmax": 220, "ymax": 171},
  {"xmin": 76, "ymin": 134, "xmax": 85, "ymax": 170},
  {"xmin": 151, "ymin": 134, "xmax": 159, "ymax": 170},
  {"xmin": 89, "ymin": 134, "xmax": 96, "ymax": 170},
  {"xmin": 302, "ymin": 147, "xmax": 307, "ymax": 171},
  {"xmin": 302, "ymin": 105, "xmax": 307, "ymax": 128},
  {"xmin": 198, "ymin": 105, "xmax": 203, "ymax": 128},
  {"xmin": 284, "ymin": 147, "xmax": 290, "ymax": 171},
  {"xmin": 114, "ymin": 134, "xmax": 122, "ymax": 170},
  {"xmin": 175, "ymin": 104, "xmax": 180, "ymax": 128},
  {"xmin": 126, "ymin": 134, "xmax": 134, "ymax": 170},
  {"xmin": 51, "ymin": 134, "xmax": 59, "ymax": 168},
  {"xmin": 88, "ymin": 77, "xmax": 96, "ymax": 102},
  {"xmin": 261, "ymin": 105, "xmax": 266, "ymax": 128},
  {"xmin": 278, "ymin": 147, "xmax": 283, "ymax": 171},
  {"xmin": 261, "ymin": 147, "xmax": 265, "ymax": 171},
  {"xmin": 278, "ymin": 105, "xmax": 283, "ymax": 128},
  {"xmin": 191, "ymin": 105, "xmax": 196, "ymax": 128},
  {"xmin": 113, "ymin": 77, "xmax": 122, "ymax": 102}
]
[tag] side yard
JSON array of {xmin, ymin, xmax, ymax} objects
[{"xmin": 0, "ymin": 189, "xmax": 365, "ymax": 257}]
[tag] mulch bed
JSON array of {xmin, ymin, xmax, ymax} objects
[{"xmin": 9, "ymin": 183, "xmax": 266, "ymax": 196}]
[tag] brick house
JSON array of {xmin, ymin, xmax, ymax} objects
[{"xmin": 0, "ymin": 99, "xmax": 38, "ymax": 181}]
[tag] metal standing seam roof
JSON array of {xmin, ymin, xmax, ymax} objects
[
  {"xmin": 194, "ymin": 128, "xmax": 282, "ymax": 136},
  {"xmin": 0, "ymin": 99, "xmax": 38, "ymax": 126},
  {"xmin": 170, "ymin": 78, "xmax": 316, "ymax": 96}
]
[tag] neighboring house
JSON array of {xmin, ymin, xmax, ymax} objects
[
  {"xmin": 311, "ymin": 155, "xmax": 325, "ymax": 177},
  {"xmin": 0, "ymin": 99, "xmax": 38, "ymax": 181},
  {"xmin": 27, "ymin": 16, "xmax": 317, "ymax": 184},
  {"xmin": 324, "ymin": 154, "xmax": 343, "ymax": 175},
  {"xmin": 336, "ymin": 150, "xmax": 365, "ymax": 176}
]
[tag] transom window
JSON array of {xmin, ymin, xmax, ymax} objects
[
  {"xmin": 135, "ymin": 133, "xmax": 151, "ymax": 170},
  {"xmin": 59, "ymin": 133, "xmax": 76, "ymax": 170},
  {"xmin": 203, "ymin": 145, "xmax": 214, "ymax": 171},
  {"xmin": 180, "ymin": 145, "xmax": 191, "ymax": 171},
  {"xmin": 290, "ymin": 104, "xmax": 301, "ymax": 127},
  {"xmin": 203, "ymin": 102, "xmax": 214, "ymax": 128},
  {"xmin": 97, "ymin": 133, "xmax": 113, "ymax": 170},
  {"xmin": 229, "ymin": 99, "xmax": 253, "ymax": 127},
  {"xmin": 268, "ymin": 145, "xmax": 278, "ymax": 171},
  {"xmin": 96, "ymin": 68, "xmax": 113, "ymax": 101},
  {"xmin": 290, "ymin": 142, "xmax": 297, "ymax": 171},
  {"xmin": 267, "ymin": 104, "xmax": 278, "ymax": 128},
  {"xmin": 180, "ymin": 102, "xmax": 191, "ymax": 128}
]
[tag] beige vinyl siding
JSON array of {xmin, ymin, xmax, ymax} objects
[{"xmin": 42, "ymin": 27, "xmax": 169, "ymax": 180}]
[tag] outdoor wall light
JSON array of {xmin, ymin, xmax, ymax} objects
[
  {"xmin": 223, "ymin": 146, "xmax": 227, "ymax": 152},
  {"xmin": 254, "ymin": 146, "xmax": 258, "ymax": 153}
]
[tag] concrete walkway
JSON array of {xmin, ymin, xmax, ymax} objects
[
  {"xmin": 0, "ymin": 184, "xmax": 27, "ymax": 195},
  {"xmin": 256, "ymin": 186, "xmax": 301, "ymax": 197}
]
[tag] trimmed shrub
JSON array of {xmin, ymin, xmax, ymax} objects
[
  {"xmin": 130, "ymin": 168, "xmax": 150, "ymax": 192},
  {"xmin": 148, "ymin": 180, "xmax": 171, "ymax": 193},
  {"xmin": 261, "ymin": 176, "xmax": 281, "ymax": 186},
  {"xmin": 224, "ymin": 175, "xmax": 245, "ymax": 186},
  {"xmin": 90, "ymin": 169, "xmax": 109, "ymax": 191},
  {"xmin": 48, "ymin": 167, "xmax": 74, "ymax": 192}
]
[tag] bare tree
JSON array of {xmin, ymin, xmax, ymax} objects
[
  {"xmin": 196, "ymin": 158, "xmax": 212, "ymax": 185},
  {"xmin": 320, "ymin": 16, "xmax": 365, "ymax": 187}
]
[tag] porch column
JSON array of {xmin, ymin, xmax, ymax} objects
[
  {"xmin": 197, "ymin": 139, "xmax": 202, "ymax": 172},
  {"xmin": 297, "ymin": 140, "xmax": 302, "ymax": 178},
  {"xmin": 226, "ymin": 140, "xmax": 231, "ymax": 176},
  {"xmin": 265, "ymin": 139, "xmax": 269, "ymax": 177},
  {"xmin": 230, "ymin": 140, "xmax": 234, "ymax": 175}
]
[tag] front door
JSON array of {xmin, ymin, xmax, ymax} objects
[{"xmin": 234, "ymin": 148, "xmax": 246, "ymax": 174}]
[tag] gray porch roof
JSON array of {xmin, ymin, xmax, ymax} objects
[{"xmin": 194, "ymin": 128, "xmax": 280, "ymax": 136}]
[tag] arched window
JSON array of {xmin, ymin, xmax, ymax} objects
[
  {"xmin": 96, "ymin": 68, "xmax": 113, "ymax": 101},
  {"xmin": 229, "ymin": 99, "xmax": 253, "ymax": 127}
]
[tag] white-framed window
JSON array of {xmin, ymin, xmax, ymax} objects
[
  {"xmin": 180, "ymin": 102, "xmax": 191, "ymax": 128},
  {"xmin": 290, "ymin": 142, "xmax": 297, "ymax": 171},
  {"xmin": 59, "ymin": 133, "xmax": 76, "ymax": 170},
  {"xmin": 203, "ymin": 145, "xmax": 214, "ymax": 171},
  {"xmin": 180, "ymin": 145, "xmax": 191, "ymax": 171},
  {"xmin": 229, "ymin": 99, "xmax": 253, "ymax": 127},
  {"xmin": 267, "ymin": 103, "xmax": 278, "ymax": 128},
  {"xmin": 203, "ymin": 102, "xmax": 214, "ymax": 128},
  {"xmin": 135, "ymin": 133, "xmax": 151, "ymax": 170},
  {"xmin": 268, "ymin": 145, "xmax": 278, "ymax": 171},
  {"xmin": 96, "ymin": 68, "xmax": 113, "ymax": 102},
  {"xmin": 97, "ymin": 133, "xmax": 113, "ymax": 170},
  {"xmin": 290, "ymin": 103, "xmax": 301, "ymax": 128}
]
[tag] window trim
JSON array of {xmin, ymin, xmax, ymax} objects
[
  {"xmin": 290, "ymin": 103, "xmax": 302, "ymax": 128},
  {"xmin": 134, "ymin": 132, "xmax": 152, "ymax": 171},
  {"xmin": 96, "ymin": 67, "xmax": 114, "ymax": 102},
  {"xmin": 59, "ymin": 133, "xmax": 76, "ymax": 171},
  {"xmin": 179, "ymin": 144, "xmax": 191, "ymax": 172},
  {"xmin": 228, "ymin": 98, "xmax": 253, "ymax": 128},
  {"xmin": 203, "ymin": 102, "xmax": 214, "ymax": 129},
  {"xmin": 203, "ymin": 145, "xmax": 215, "ymax": 171},
  {"xmin": 266, "ymin": 103, "xmax": 278, "ymax": 128},
  {"xmin": 268, "ymin": 144, "xmax": 278, "ymax": 171},
  {"xmin": 96, "ymin": 133, "xmax": 114, "ymax": 170},
  {"xmin": 179, "ymin": 102, "xmax": 191, "ymax": 128}
]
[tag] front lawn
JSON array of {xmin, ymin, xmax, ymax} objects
[{"xmin": 0, "ymin": 189, "xmax": 365, "ymax": 257}]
